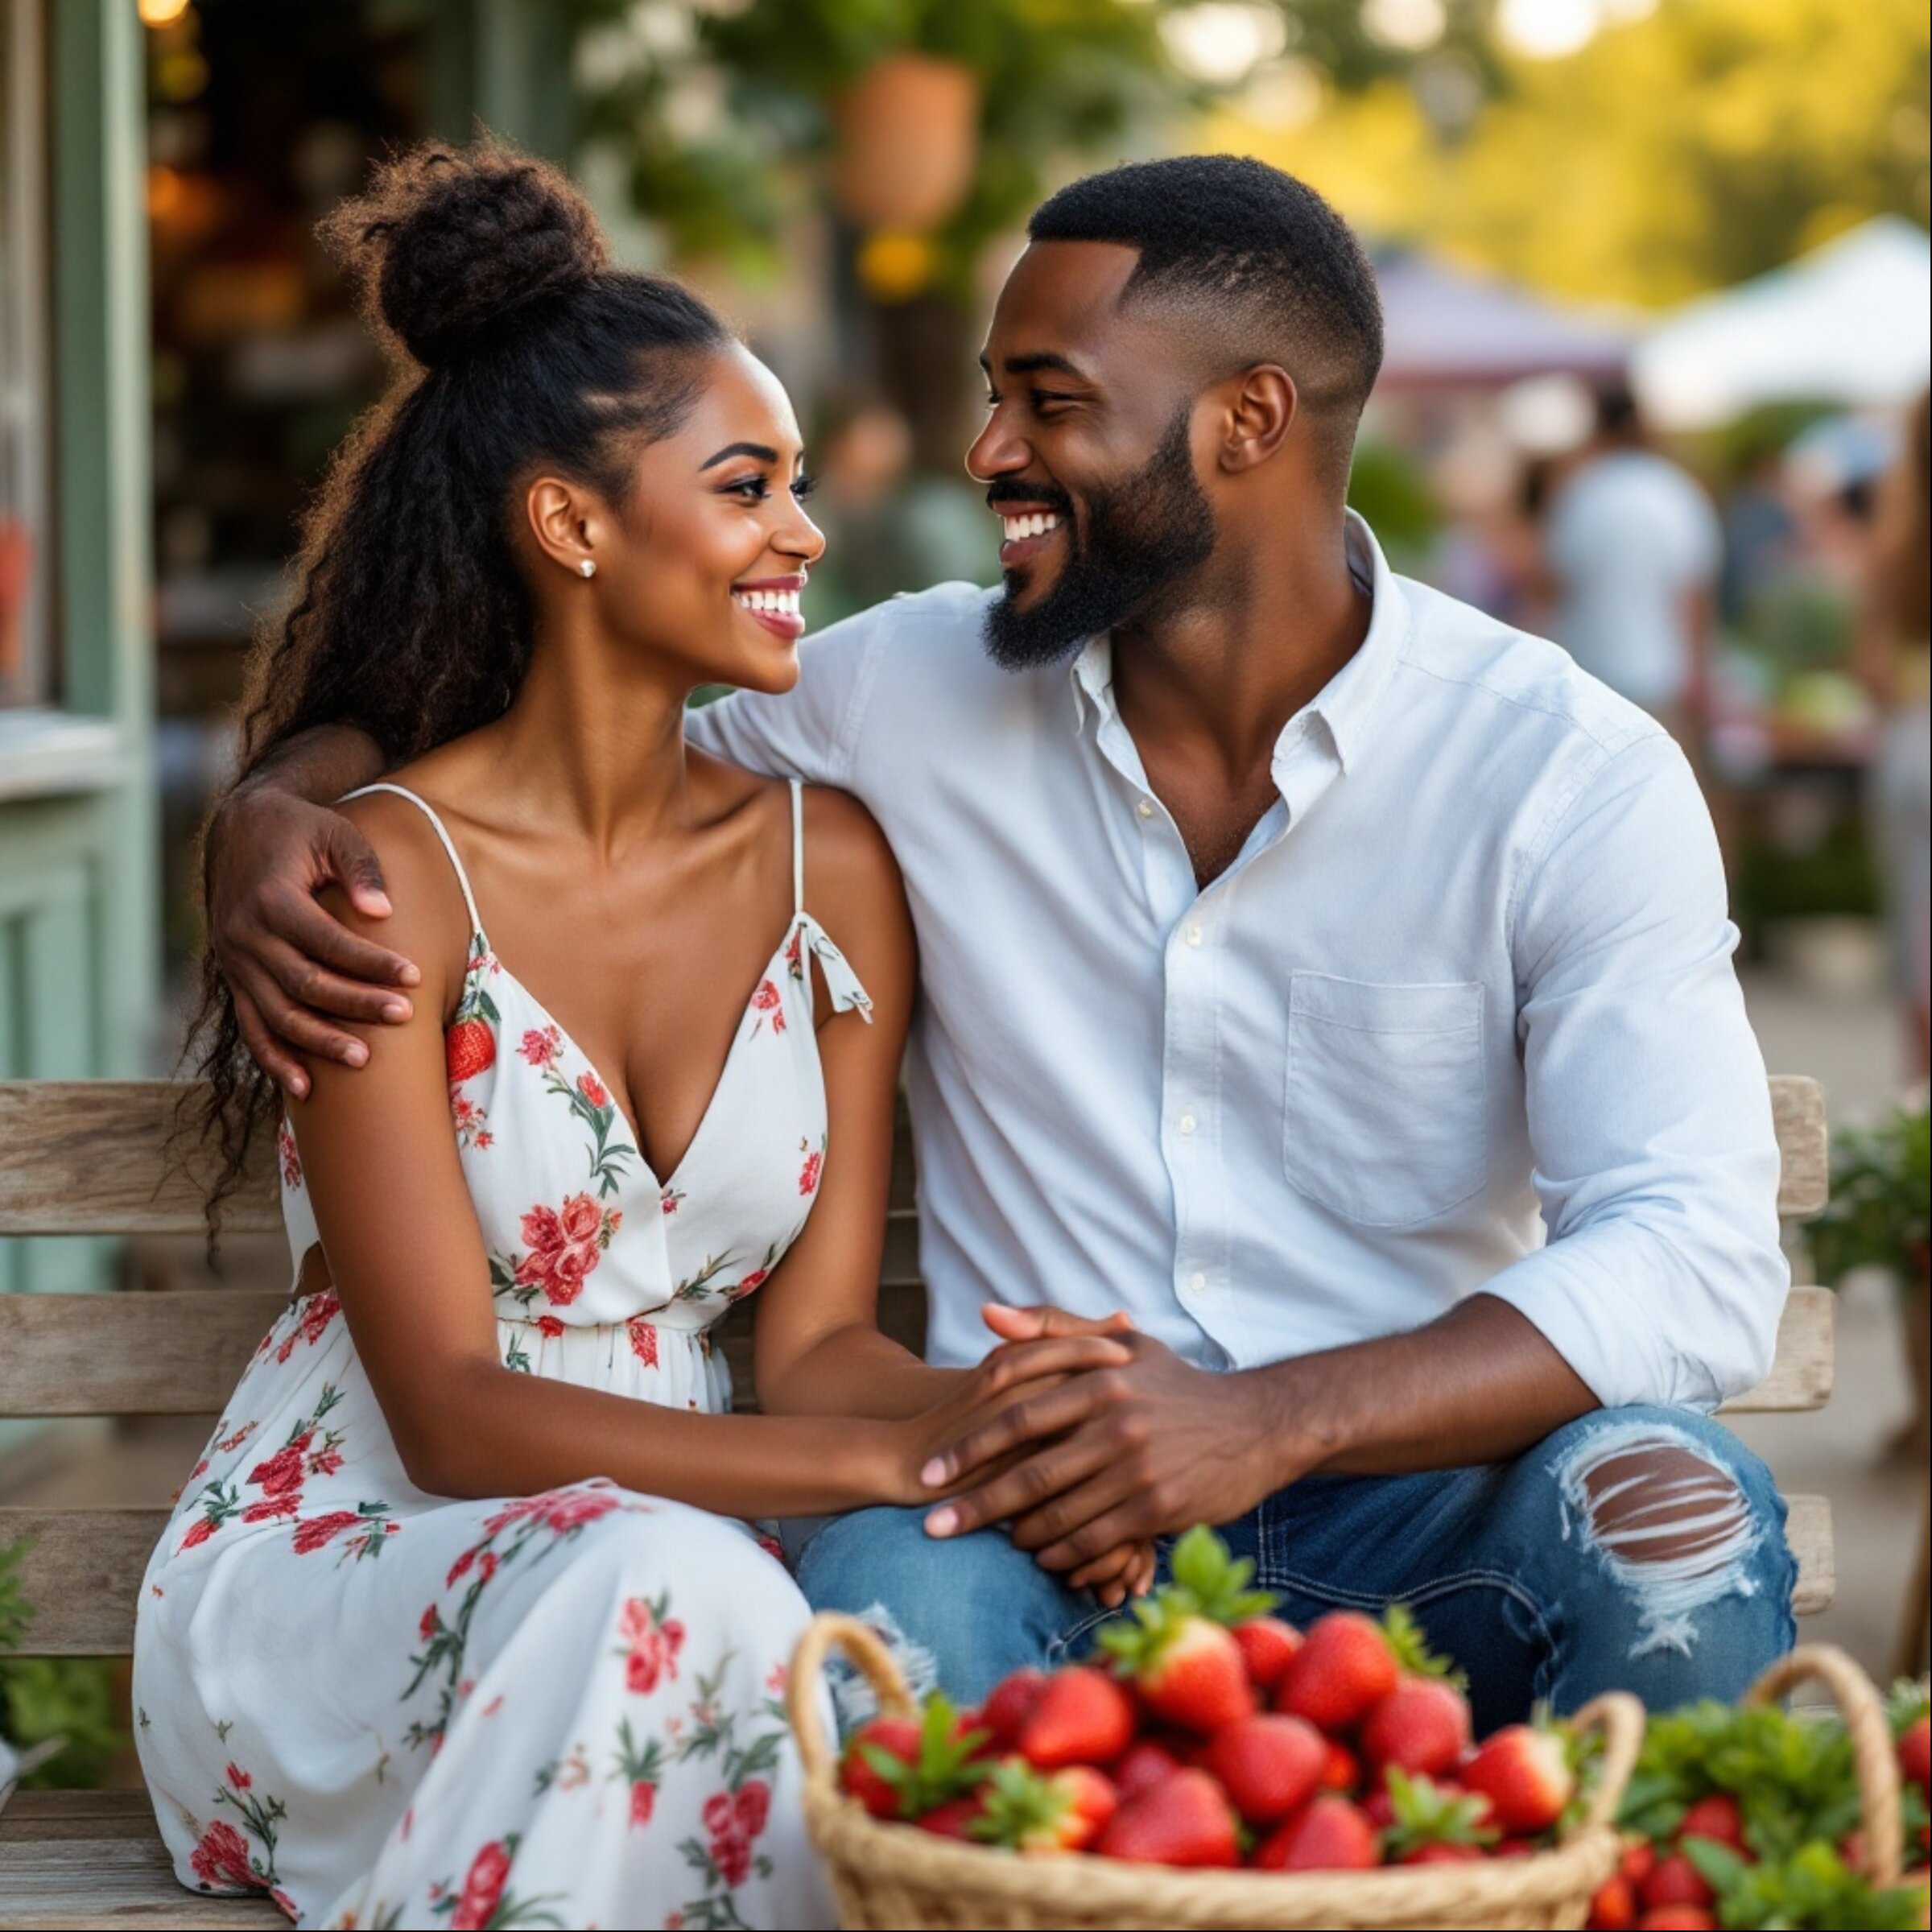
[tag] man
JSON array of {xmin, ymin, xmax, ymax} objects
[
  {"xmin": 204, "ymin": 157, "xmax": 1793, "ymax": 1730},
  {"xmin": 1544, "ymin": 382, "xmax": 1724, "ymax": 745}
]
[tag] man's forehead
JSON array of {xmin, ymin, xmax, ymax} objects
[{"xmin": 980, "ymin": 240, "xmax": 1144, "ymax": 371}]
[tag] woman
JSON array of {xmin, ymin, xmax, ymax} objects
[{"xmin": 137, "ymin": 142, "xmax": 1143, "ymax": 1930}]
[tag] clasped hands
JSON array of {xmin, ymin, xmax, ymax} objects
[{"xmin": 906, "ymin": 1302, "xmax": 1285, "ymax": 1608}]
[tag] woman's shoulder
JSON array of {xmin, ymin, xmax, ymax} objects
[
  {"xmin": 325, "ymin": 777, "xmax": 478, "ymax": 976},
  {"xmin": 799, "ymin": 783, "xmax": 899, "ymax": 914}
]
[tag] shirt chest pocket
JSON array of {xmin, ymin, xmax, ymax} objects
[{"xmin": 1284, "ymin": 974, "xmax": 1487, "ymax": 1228}]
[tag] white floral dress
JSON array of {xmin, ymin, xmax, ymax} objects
[{"xmin": 134, "ymin": 779, "xmax": 871, "ymax": 1931}]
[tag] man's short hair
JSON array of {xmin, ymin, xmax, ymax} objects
[{"xmin": 1027, "ymin": 155, "xmax": 1383, "ymax": 481}]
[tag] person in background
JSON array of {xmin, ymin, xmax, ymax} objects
[
  {"xmin": 1859, "ymin": 387, "xmax": 1931, "ymax": 1079},
  {"xmin": 1544, "ymin": 382, "xmax": 1724, "ymax": 753}
]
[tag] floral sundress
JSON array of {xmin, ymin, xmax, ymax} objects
[{"xmin": 133, "ymin": 779, "xmax": 872, "ymax": 1930}]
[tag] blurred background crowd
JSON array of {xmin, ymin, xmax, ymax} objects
[{"xmin": 0, "ymin": 0, "xmax": 1926, "ymax": 1755}]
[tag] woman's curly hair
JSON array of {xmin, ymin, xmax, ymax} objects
[{"xmin": 186, "ymin": 138, "xmax": 729, "ymax": 1233}]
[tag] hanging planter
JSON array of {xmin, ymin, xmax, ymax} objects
[{"xmin": 832, "ymin": 53, "xmax": 980, "ymax": 233}]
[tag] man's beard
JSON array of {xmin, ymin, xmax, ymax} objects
[{"xmin": 982, "ymin": 406, "xmax": 1217, "ymax": 671}]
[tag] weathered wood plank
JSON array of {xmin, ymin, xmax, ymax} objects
[
  {"xmin": 1719, "ymin": 1286, "xmax": 1834, "ymax": 1415},
  {"xmin": 1787, "ymin": 1492, "xmax": 1835, "ymax": 1616},
  {"xmin": 0, "ymin": 1083, "xmax": 280, "ymax": 1236},
  {"xmin": 1771, "ymin": 1075, "xmax": 1828, "ymax": 1220},
  {"xmin": 0, "ymin": 1292, "xmax": 288, "ymax": 1418},
  {"xmin": 0, "ymin": 1509, "xmax": 163, "ymax": 1655},
  {"xmin": 0, "ymin": 1790, "xmax": 283, "ymax": 1930},
  {"xmin": 1, "ymin": 1485, "xmax": 1838, "ymax": 1659}
]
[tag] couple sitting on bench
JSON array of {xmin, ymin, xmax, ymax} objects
[{"xmin": 142, "ymin": 141, "xmax": 1794, "ymax": 1929}]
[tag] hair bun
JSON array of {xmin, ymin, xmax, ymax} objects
[{"xmin": 325, "ymin": 140, "xmax": 607, "ymax": 369}]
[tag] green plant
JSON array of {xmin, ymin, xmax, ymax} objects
[
  {"xmin": 1806, "ymin": 1099, "xmax": 1931, "ymax": 1288},
  {"xmin": 0, "ymin": 1538, "xmax": 124, "ymax": 1791}
]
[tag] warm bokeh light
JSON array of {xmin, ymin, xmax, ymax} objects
[{"xmin": 137, "ymin": 0, "xmax": 192, "ymax": 27}]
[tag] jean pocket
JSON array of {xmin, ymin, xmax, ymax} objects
[{"xmin": 1285, "ymin": 973, "xmax": 1486, "ymax": 1227}]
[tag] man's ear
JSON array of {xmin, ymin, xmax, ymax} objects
[
  {"xmin": 524, "ymin": 475, "xmax": 602, "ymax": 577},
  {"xmin": 1216, "ymin": 365, "xmax": 1297, "ymax": 473}
]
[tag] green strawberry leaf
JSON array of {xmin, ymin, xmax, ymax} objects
[
  {"xmin": 1381, "ymin": 1767, "xmax": 1499, "ymax": 1860},
  {"xmin": 970, "ymin": 1758, "xmax": 1066, "ymax": 1847},
  {"xmin": 1381, "ymin": 1604, "xmax": 1467, "ymax": 1691},
  {"xmin": 1166, "ymin": 1524, "xmax": 1278, "ymax": 1625},
  {"xmin": 1683, "ymin": 1835, "xmax": 1751, "ymax": 1894}
]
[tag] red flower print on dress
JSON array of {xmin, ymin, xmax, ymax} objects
[
  {"xmin": 512, "ymin": 1194, "xmax": 621, "ymax": 1307},
  {"xmin": 242, "ymin": 1493, "xmax": 301, "ymax": 1524},
  {"xmin": 733, "ymin": 1780, "xmax": 770, "ymax": 1838},
  {"xmin": 448, "ymin": 1839, "xmax": 511, "ymax": 1930},
  {"xmin": 617, "ymin": 1593, "xmax": 686, "ymax": 1695},
  {"xmin": 292, "ymin": 1511, "xmax": 361, "ymax": 1555},
  {"xmin": 445, "ymin": 939, "xmax": 502, "ymax": 1086},
  {"xmin": 518, "ymin": 1024, "xmax": 564, "ymax": 1071},
  {"xmin": 276, "ymin": 1119, "xmax": 302, "ymax": 1190},
  {"xmin": 630, "ymin": 1781, "xmax": 657, "ymax": 1827},
  {"xmin": 627, "ymin": 1317, "xmax": 659, "ymax": 1369},
  {"xmin": 179, "ymin": 1513, "xmax": 219, "ymax": 1552},
  {"xmin": 273, "ymin": 1290, "xmax": 341, "ymax": 1364},
  {"xmin": 576, "ymin": 1069, "xmax": 609, "ymax": 1108},
  {"xmin": 661, "ymin": 1184, "xmax": 685, "ymax": 1216},
  {"xmin": 750, "ymin": 978, "xmax": 786, "ymax": 1037},
  {"xmin": 225, "ymin": 1761, "xmax": 251, "ymax": 1791},
  {"xmin": 535, "ymin": 1315, "xmax": 565, "ymax": 1340},
  {"xmin": 798, "ymin": 1137, "xmax": 824, "ymax": 1197},
  {"xmin": 449, "ymin": 1088, "xmax": 493, "ymax": 1151},
  {"xmin": 248, "ymin": 1436, "xmax": 310, "ymax": 1496},
  {"xmin": 189, "ymin": 1818, "xmax": 256, "ymax": 1890}
]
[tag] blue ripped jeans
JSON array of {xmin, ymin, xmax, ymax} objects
[{"xmin": 796, "ymin": 1404, "xmax": 1796, "ymax": 1736}]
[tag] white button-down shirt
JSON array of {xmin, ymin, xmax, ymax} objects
[{"xmin": 688, "ymin": 514, "xmax": 1787, "ymax": 1412}]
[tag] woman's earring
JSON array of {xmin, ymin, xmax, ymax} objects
[{"xmin": 577, "ymin": 559, "xmax": 597, "ymax": 580}]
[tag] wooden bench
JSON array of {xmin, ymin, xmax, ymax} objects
[{"xmin": 0, "ymin": 1075, "xmax": 1833, "ymax": 1930}]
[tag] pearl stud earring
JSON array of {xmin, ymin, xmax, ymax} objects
[{"xmin": 578, "ymin": 559, "xmax": 596, "ymax": 579}]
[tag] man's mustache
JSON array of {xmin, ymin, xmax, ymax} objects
[{"xmin": 985, "ymin": 482, "xmax": 1075, "ymax": 517}]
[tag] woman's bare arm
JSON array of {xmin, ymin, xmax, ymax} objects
[{"xmin": 290, "ymin": 794, "xmax": 1129, "ymax": 1521}]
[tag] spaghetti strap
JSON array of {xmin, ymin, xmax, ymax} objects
[
  {"xmin": 340, "ymin": 782, "xmax": 485, "ymax": 939},
  {"xmin": 789, "ymin": 777, "xmax": 806, "ymax": 916}
]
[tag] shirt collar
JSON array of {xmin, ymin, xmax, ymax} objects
[{"xmin": 1067, "ymin": 510, "xmax": 1410, "ymax": 778}]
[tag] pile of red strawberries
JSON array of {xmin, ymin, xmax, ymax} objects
[{"xmin": 836, "ymin": 1526, "xmax": 1588, "ymax": 1876}]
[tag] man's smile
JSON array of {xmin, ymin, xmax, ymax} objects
[{"xmin": 996, "ymin": 504, "xmax": 1065, "ymax": 570}]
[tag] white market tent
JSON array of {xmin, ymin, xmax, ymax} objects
[
  {"xmin": 1373, "ymin": 248, "xmax": 1635, "ymax": 390},
  {"xmin": 1633, "ymin": 216, "xmax": 1932, "ymax": 430}
]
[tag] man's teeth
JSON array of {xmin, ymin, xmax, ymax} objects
[
  {"xmin": 1001, "ymin": 512, "xmax": 1062, "ymax": 542},
  {"xmin": 733, "ymin": 588, "xmax": 801, "ymax": 616}
]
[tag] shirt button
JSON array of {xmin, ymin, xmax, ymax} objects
[
  {"xmin": 1185, "ymin": 924, "xmax": 1203, "ymax": 947},
  {"xmin": 1136, "ymin": 798, "xmax": 1154, "ymax": 819},
  {"xmin": 1188, "ymin": 1271, "xmax": 1208, "ymax": 1295},
  {"xmin": 1178, "ymin": 1112, "xmax": 1197, "ymax": 1137}
]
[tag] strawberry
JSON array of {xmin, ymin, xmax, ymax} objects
[
  {"xmin": 1015, "ymin": 1666, "xmax": 1136, "ymax": 1771},
  {"xmin": 1677, "ymin": 1792, "xmax": 1745, "ymax": 1854},
  {"xmin": 1495, "ymin": 1837, "xmax": 1538, "ymax": 1858},
  {"xmin": 1254, "ymin": 1794, "xmax": 1380, "ymax": 1872},
  {"xmin": 1319, "ymin": 1740, "xmax": 1362, "ymax": 1793},
  {"xmin": 1621, "ymin": 1842, "xmax": 1657, "ymax": 1888},
  {"xmin": 1462, "ymin": 1723, "xmax": 1576, "ymax": 1835},
  {"xmin": 1360, "ymin": 1676, "xmax": 1471, "ymax": 1779},
  {"xmin": 1093, "ymin": 1768, "xmax": 1242, "ymax": 1868},
  {"xmin": 1114, "ymin": 1739, "xmax": 1186, "ymax": 1799},
  {"xmin": 1633, "ymin": 1913, "xmax": 1717, "ymax": 1930},
  {"xmin": 1100, "ymin": 1609, "xmax": 1253, "ymax": 1736},
  {"xmin": 979, "ymin": 1668, "xmax": 1047, "ymax": 1752},
  {"xmin": 840, "ymin": 1715, "xmax": 923, "ymax": 1818},
  {"xmin": 1201, "ymin": 1714, "xmax": 1327, "ymax": 1826},
  {"xmin": 1587, "ymin": 1874, "xmax": 1638, "ymax": 1930},
  {"xmin": 838, "ymin": 1695, "xmax": 991, "ymax": 1821},
  {"xmin": 971, "ymin": 1758, "xmax": 1118, "ymax": 1853},
  {"xmin": 1275, "ymin": 1612, "xmax": 1398, "ymax": 1733},
  {"xmin": 1901, "ymin": 1714, "xmax": 1930, "ymax": 1797},
  {"xmin": 1378, "ymin": 1767, "xmax": 1500, "ymax": 1865},
  {"xmin": 1640, "ymin": 1852, "xmax": 1715, "ymax": 1913},
  {"xmin": 444, "ymin": 1014, "xmax": 496, "ymax": 1083},
  {"xmin": 1232, "ymin": 1616, "xmax": 1303, "ymax": 1693},
  {"xmin": 1362, "ymin": 1786, "xmax": 1397, "ymax": 1831},
  {"xmin": 1403, "ymin": 1841, "xmax": 1486, "ymax": 1864},
  {"xmin": 918, "ymin": 1793, "xmax": 988, "ymax": 1839}
]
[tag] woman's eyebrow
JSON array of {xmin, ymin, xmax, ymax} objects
[{"xmin": 700, "ymin": 440, "xmax": 781, "ymax": 470}]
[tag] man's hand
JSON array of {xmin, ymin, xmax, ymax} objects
[
  {"xmin": 918, "ymin": 1330, "xmax": 1295, "ymax": 1574},
  {"xmin": 208, "ymin": 786, "xmax": 420, "ymax": 1096}
]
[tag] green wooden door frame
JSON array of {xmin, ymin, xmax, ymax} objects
[{"xmin": 46, "ymin": 0, "xmax": 155, "ymax": 1080}]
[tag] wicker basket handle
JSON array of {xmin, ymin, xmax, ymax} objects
[
  {"xmin": 1744, "ymin": 1643, "xmax": 1901, "ymax": 1885},
  {"xmin": 787, "ymin": 1611, "xmax": 924, "ymax": 1787},
  {"xmin": 1568, "ymin": 1690, "xmax": 1649, "ymax": 1834}
]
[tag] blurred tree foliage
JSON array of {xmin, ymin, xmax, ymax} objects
[
  {"xmin": 563, "ymin": 0, "xmax": 1501, "ymax": 292},
  {"xmin": 1220, "ymin": 0, "xmax": 1930, "ymax": 305}
]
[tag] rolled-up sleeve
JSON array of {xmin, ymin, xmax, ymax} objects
[{"xmin": 1481, "ymin": 732, "xmax": 1787, "ymax": 1411}]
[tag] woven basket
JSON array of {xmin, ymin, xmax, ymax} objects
[
  {"xmin": 1744, "ymin": 1644, "xmax": 1906, "ymax": 1888},
  {"xmin": 786, "ymin": 1612, "xmax": 1645, "ymax": 1931}
]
